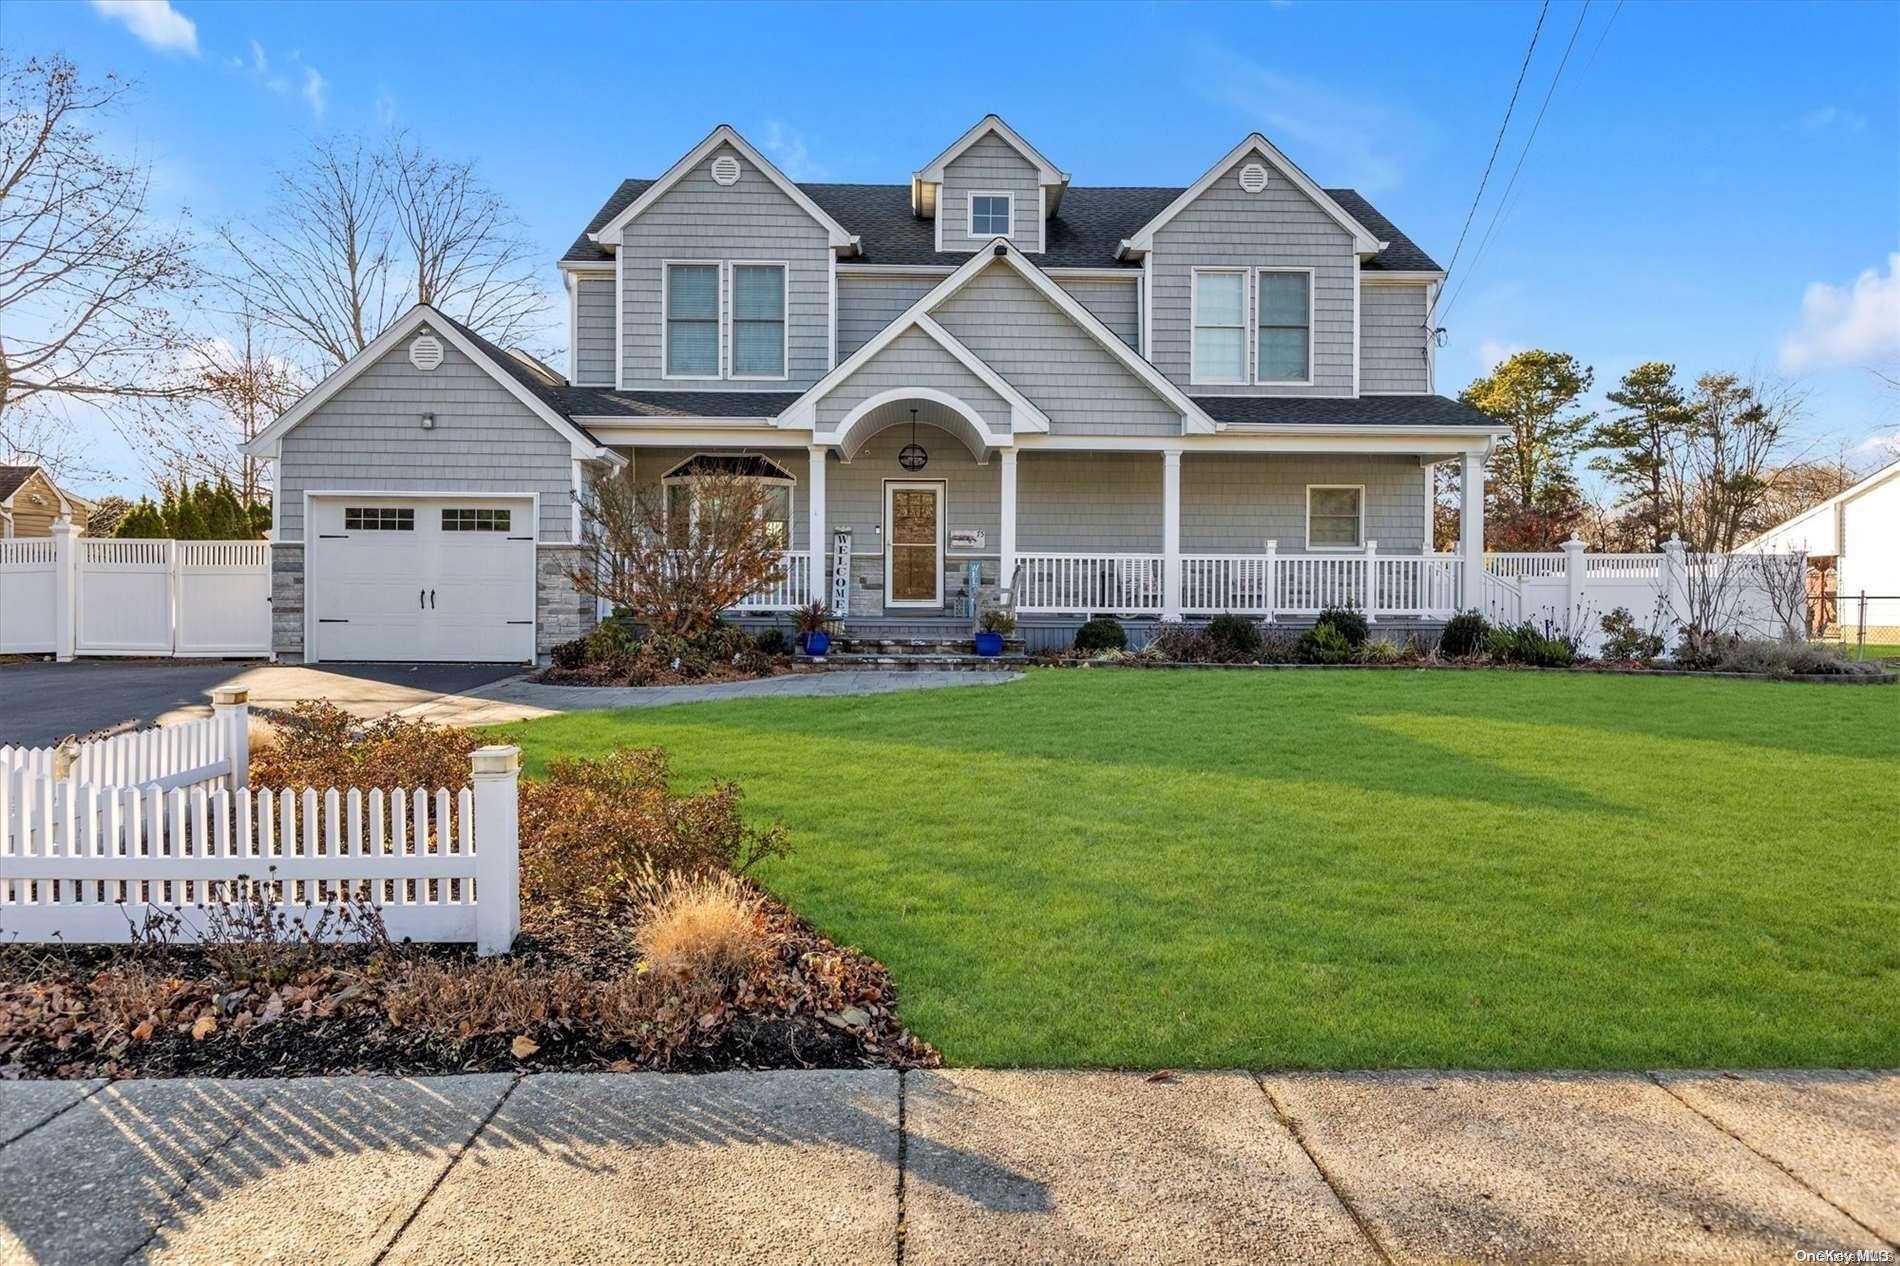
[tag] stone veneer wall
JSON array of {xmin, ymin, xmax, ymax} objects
[
  {"xmin": 536, "ymin": 546, "xmax": 595, "ymax": 659},
  {"xmin": 271, "ymin": 545, "xmax": 304, "ymax": 661}
]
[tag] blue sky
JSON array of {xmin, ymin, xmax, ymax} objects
[{"xmin": 10, "ymin": 0, "xmax": 1899, "ymax": 496}]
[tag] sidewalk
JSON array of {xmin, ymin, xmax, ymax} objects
[{"xmin": 1, "ymin": 1070, "xmax": 1892, "ymax": 1264}]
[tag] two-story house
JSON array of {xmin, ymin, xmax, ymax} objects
[{"xmin": 246, "ymin": 116, "xmax": 1505, "ymax": 663}]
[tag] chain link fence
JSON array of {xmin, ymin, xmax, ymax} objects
[{"xmin": 1813, "ymin": 591, "xmax": 1900, "ymax": 660}]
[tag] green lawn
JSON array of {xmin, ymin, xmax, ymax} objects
[{"xmin": 498, "ymin": 670, "xmax": 1899, "ymax": 1069}]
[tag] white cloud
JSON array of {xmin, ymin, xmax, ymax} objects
[
  {"xmin": 758, "ymin": 120, "xmax": 825, "ymax": 180},
  {"xmin": 1780, "ymin": 253, "xmax": 1900, "ymax": 373},
  {"xmin": 1799, "ymin": 106, "xmax": 1868, "ymax": 134},
  {"xmin": 1191, "ymin": 45, "xmax": 1428, "ymax": 194},
  {"xmin": 1854, "ymin": 428, "xmax": 1900, "ymax": 456},
  {"xmin": 91, "ymin": 0, "xmax": 199, "ymax": 56},
  {"xmin": 302, "ymin": 67, "xmax": 328, "ymax": 119},
  {"xmin": 1474, "ymin": 338, "xmax": 1526, "ymax": 372},
  {"xmin": 374, "ymin": 88, "xmax": 398, "ymax": 128}
]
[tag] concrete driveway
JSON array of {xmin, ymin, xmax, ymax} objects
[{"xmin": 0, "ymin": 660, "xmax": 524, "ymax": 746}]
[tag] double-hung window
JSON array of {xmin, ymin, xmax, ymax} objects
[
  {"xmin": 1307, "ymin": 485, "xmax": 1364, "ymax": 550},
  {"xmin": 664, "ymin": 263, "xmax": 720, "ymax": 377},
  {"xmin": 1191, "ymin": 269, "xmax": 1248, "ymax": 384},
  {"xmin": 969, "ymin": 193, "xmax": 1012, "ymax": 237},
  {"xmin": 730, "ymin": 263, "xmax": 787, "ymax": 378},
  {"xmin": 1256, "ymin": 270, "xmax": 1312, "ymax": 384}
]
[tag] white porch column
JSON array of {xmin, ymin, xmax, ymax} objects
[
  {"xmin": 1363, "ymin": 539, "xmax": 1379, "ymax": 623},
  {"xmin": 51, "ymin": 518, "xmax": 77, "ymax": 662},
  {"xmin": 1162, "ymin": 449, "xmax": 1182, "ymax": 621},
  {"xmin": 1459, "ymin": 450, "xmax": 1485, "ymax": 610},
  {"xmin": 998, "ymin": 447, "xmax": 1018, "ymax": 602},
  {"xmin": 807, "ymin": 445, "xmax": 827, "ymax": 605}
]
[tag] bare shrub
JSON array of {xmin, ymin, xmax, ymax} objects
[{"xmin": 250, "ymin": 701, "xmax": 481, "ymax": 792}]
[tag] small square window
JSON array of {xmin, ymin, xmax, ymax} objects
[
  {"xmin": 442, "ymin": 508, "xmax": 511, "ymax": 532},
  {"xmin": 970, "ymin": 194, "xmax": 1011, "ymax": 237},
  {"xmin": 1307, "ymin": 487, "xmax": 1363, "ymax": 549},
  {"xmin": 344, "ymin": 507, "xmax": 414, "ymax": 531}
]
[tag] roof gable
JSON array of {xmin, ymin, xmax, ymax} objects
[
  {"xmin": 1742, "ymin": 457, "xmax": 1900, "ymax": 551},
  {"xmin": 592, "ymin": 126, "xmax": 857, "ymax": 253},
  {"xmin": 917, "ymin": 114, "xmax": 1067, "ymax": 187},
  {"xmin": 1118, "ymin": 135, "xmax": 1386, "ymax": 259}
]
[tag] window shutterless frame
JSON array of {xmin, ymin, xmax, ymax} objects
[
  {"xmin": 728, "ymin": 260, "xmax": 790, "ymax": 381},
  {"xmin": 661, "ymin": 260, "xmax": 723, "ymax": 380},
  {"xmin": 1189, "ymin": 267, "xmax": 1250, "ymax": 386},
  {"xmin": 966, "ymin": 191, "xmax": 1014, "ymax": 239},
  {"xmin": 1305, "ymin": 484, "xmax": 1366, "ymax": 551},
  {"xmin": 1254, "ymin": 267, "xmax": 1315, "ymax": 386}
]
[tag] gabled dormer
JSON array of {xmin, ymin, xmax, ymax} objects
[{"xmin": 911, "ymin": 115, "xmax": 1069, "ymax": 255}]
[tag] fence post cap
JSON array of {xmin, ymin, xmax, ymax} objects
[
  {"xmin": 211, "ymin": 687, "xmax": 249, "ymax": 706},
  {"xmin": 1561, "ymin": 535, "xmax": 1587, "ymax": 553},
  {"xmin": 470, "ymin": 745, "xmax": 521, "ymax": 777}
]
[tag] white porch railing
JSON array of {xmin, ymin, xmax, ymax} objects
[
  {"xmin": 1027, "ymin": 550, "xmax": 1466, "ymax": 619},
  {"xmin": 730, "ymin": 550, "xmax": 814, "ymax": 610},
  {"xmin": 1016, "ymin": 553, "xmax": 1166, "ymax": 615}
]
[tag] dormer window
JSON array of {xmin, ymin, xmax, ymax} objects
[{"xmin": 969, "ymin": 193, "xmax": 1012, "ymax": 238}]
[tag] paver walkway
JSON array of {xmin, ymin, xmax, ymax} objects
[
  {"xmin": 395, "ymin": 668, "xmax": 1023, "ymax": 726},
  {"xmin": 1, "ymin": 1070, "xmax": 1892, "ymax": 1264}
]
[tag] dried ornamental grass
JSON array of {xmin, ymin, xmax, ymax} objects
[{"xmin": 631, "ymin": 866, "xmax": 773, "ymax": 990}]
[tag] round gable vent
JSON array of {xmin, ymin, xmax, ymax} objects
[
  {"xmin": 710, "ymin": 154, "xmax": 742, "ymax": 186},
  {"xmin": 409, "ymin": 332, "xmax": 444, "ymax": 371},
  {"xmin": 1238, "ymin": 162, "xmax": 1270, "ymax": 194}
]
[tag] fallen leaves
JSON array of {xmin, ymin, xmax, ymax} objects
[{"xmin": 510, "ymin": 1035, "xmax": 540, "ymax": 1060}]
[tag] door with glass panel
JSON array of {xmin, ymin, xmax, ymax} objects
[{"xmin": 885, "ymin": 482, "xmax": 944, "ymax": 607}]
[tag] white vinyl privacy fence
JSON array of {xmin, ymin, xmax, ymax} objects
[
  {"xmin": 0, "ymin": 692, "xmax": 520, "ymax": 954},
  {"xmin": 0, "ymin": 525, "xmax": 271, "ymax": 659}
]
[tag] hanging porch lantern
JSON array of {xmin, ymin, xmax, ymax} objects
[{"xmin": 898, "ymin": 407, "xmax": 929, "ymax": 472}]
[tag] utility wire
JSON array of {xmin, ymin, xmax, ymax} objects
[
  {"xmin": 1440, "ymin": 0, "xmax": 1598, "ymax": 324},
  {"xmin": 1429, "ymin": 0, "xmax": 1551, "ymax": 322}
]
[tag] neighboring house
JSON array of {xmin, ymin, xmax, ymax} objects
[
  {"xmin": 244, "ymin": 116, "xmax": 1507, "ymax": 664},
  {"xmin": 0, "ymin": 466, "xmax": 89, "ymax": 538},
  {"xmin": 1741, "ymin": 456, "xmax": 1900, "ymax": 637}
]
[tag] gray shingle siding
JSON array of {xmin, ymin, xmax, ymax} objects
[
  {"xmin": 930, "ymin": 263, "xmax": 1179, "ymax": 436},
  {"xmin": 836, "ymin": 274, "xmax": 934, "ymax": 360},
  {"xmin": 828, "ymin": 426, "xmax": 1001, "ymax": 555},
  {"xmin": 275, "ymin": 335, "xmax": 574, "ymax": 543},
  {"xmin": 1054, "ymin": 278, "xmax": 1140, "ymax": 351},
  {"xmin": 1182, "ymin": 453, "xmax": 1428, "ymax": 552},
  {"xmin": 618, "ymin": 142, "xmax": 832, "ymax": 391},
  {"xmin": 815, "ymin": 325, "xmax": 1010, "ymax": 432},
  {"xmin": 939, "ymin": 135, "xmax": 1043, "ymax": 253},
  {"xmin": 1359, "ymin": 283, "xmax": 1431, "ymax": 394},
  {"xmin": 1149, "ymin": 154, "xmax": 1356, "ymax": 398},
  {"xmin": 573, "ymin": 277, "xmax": 616, "ymax": 385},
  {"xmin": 1019, "ymin": 452, "xmax": 1163, "ymax": 552}
]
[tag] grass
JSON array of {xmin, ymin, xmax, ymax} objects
[{"xmin": 498, "ymin": 670, "xmax": 1899, "ymax": 1069}]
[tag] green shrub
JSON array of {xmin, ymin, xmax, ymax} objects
[
  {"xmin": 1439, "ymin": 610, "xmax": 1490, "ymax": 658},
  {"xmin": 753, "ymin": 627, "xmax": 792, "ymax": 656},
  {"xmin": 1296, "ymin": 622, "xmax": 1353, "ymax": 664},
  {"xmin": 979, "ymin": 607, "xmax": 1018, "ymax": 635},
  {"xmin": 550, "ymin": 637, "xmax": 589, "ymax": 670},
  {"xmin": 1599, "ymin": 607, "xmax": 1665, "ymax": 662},
  {"xmin": 1202, "ymin": 613, "xmax": 1263, "ymax": 661},
  {"xmin": 1315, "ymin": 605, "xmax": 1369, "ymax": 648},
  {"xmin": 585, "ymin": 620, "xmax": 640, "ymax": 666},
  {"xmin": 1074, "ymin": 616, "xmax": 1127, "ymax": 654},
  {"xmin": 1485, "ymin": 622, "xmax": 1576, "ymax": 668}
]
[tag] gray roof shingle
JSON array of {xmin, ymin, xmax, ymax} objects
[
  {"xmin": 1191, "ymin": 395, "xmax": 1500, "ymax": 428},
  {"xmin": 556, "ymin": 388, "xmax": 802, "ymax": 419},
  {"xmin": 0, "ymin": 466, "xmax": 39, "ymax": 501},
  {"xmin": 560, "ymin": 180, "xmax": 1440, "ymax": 272}
]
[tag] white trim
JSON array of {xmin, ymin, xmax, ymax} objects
[
  {"xmin": 966, "ymin": 190, "xmax": 1014, "ymax": 241},
  {"xmin": 1036, "ymin": 185, "xmax": 1047, "ymax": 254},
  {"xmin": 1140, "ymin": 253, "xmax": 1153, "ymax": 358},
  {"xmin": 916, "ymin": 114, "xmax": 1067, "ymax": 187},
  {"xmin": 1013, "ymin": 431, "xmax": 1498, "ymax": 455},
  {"xmin": 1253, "ymin": 267, "xmax": 1316, "ymax": 387},
  {"xmin": 660, "ymin": 260, "xmax": 725, "ymax": 381},
  {"xmin": 1117, "ymin": 135, "xmax": 1385, "ymax": 259},
  {"xmin": 1188, "ymin": 267, "xmax": 1249, "ymax": 387},
  {"xmin": 565, "ymin": 272, "xmax": 579, "ymax": 386},
  {"xmin": 614, "ymin": 247, "xmax": 625, "ymax": 390},
  {"xmin": 1305, "ymin": 484, "xmax": 1366, "ymax": 551},
  {"xmin": 837, "ymin": 263, "xmax": 1141, "ymax": 281},
  {"xmin": 728, "ymin": 260, "xmax": 791, "ymax": 381},
  {"xmin": 1359, "ymin": 270, "xmax": 1448, "ymax": 284},
  {"xmin": 826, "ymin": 386, "xmax": 1007, "ymax": 462},
  {"xmin": 827, "ymin": 253, "xmax": 838, "ymax": 371},
  {"xmin": 1739, "ymin": 455, "xmax": 1900, "ymax": 551},
  {"xmin": 243, "ymin": 306, "xmax": 620, "ymax": 464},
  {"xmin": 556, "ymin": 260, "xmax": 615, "ymax": 275},
  {"xmin": 592, "ymin": 125, "xmax": 857, "ymax": 253},
  {"xmin": 883, "ymin": 479, "xmax": 946, "ymax": 608},
  {"xmin": 1351, "ymin": 270, "xmax": 1361, "ymax": 398}
]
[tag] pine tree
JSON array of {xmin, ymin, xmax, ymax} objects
[
  {"xmin": 112, "ymin": 499, "xmax": 167, "ymax": 538},
  {"xmin": 1459, "ymin": 350, "xmax": 1596, "ymax": 548},
  {"xmin": 1591, "ymin": 362, "xmax": 1690, "ymax": 550}
]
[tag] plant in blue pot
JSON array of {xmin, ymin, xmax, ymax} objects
[
  {"xmin": 793, "ymin": 600, "xmax": 832, "ymax": 656},
  {"xmin": 974, "ymin": 606, "xmax": 1016, "ymax": 657}
]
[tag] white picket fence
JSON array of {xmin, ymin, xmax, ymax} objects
[
  {"xmin": 0, "ymin": 694, "xmax": 520, "ymax": 954},
  {"xmin": 0, "ymin": 528, "xmax": 271, "ymax": 659}
]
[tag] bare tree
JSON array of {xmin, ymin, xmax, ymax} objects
[
  {"xmin": 219, "ymin": 132, "xmax": 550, "ymax": 372},
  {"xmin": 146, "ymin": 304, "xmax": 306, "ymax": 502},
  {"xmin": 0, "ymin": 56, "xmax": 198, "ymax": 464},
  {"xmin": 568, "ymin": 469, "xmax": 786, "ymax": 638},
  {"xmin": 1665, "ymin": 372, "xmax": 1807, "ymax": 553}
]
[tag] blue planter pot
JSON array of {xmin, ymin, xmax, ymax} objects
[
  {"xmin": 973, "ymin": 631, "xmax": 1005, "ymax": 657},
  {"xmin": 801, "ymin": 630, "xmax": 831, "ymax": 657}
]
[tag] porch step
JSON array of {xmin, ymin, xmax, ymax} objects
[
  {"xmin": 800, "ymin": 651, "xmax": 1025, "ymax": 672},
  {"xmin": 832, "ymin": 636, "xmax": 1024, "ymax": 656}
]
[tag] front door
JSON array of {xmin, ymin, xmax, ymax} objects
[{"xmin": 885, "ymin": 482, "xmax": 943, "ymax": 607}]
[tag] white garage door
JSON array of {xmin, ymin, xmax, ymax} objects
[{"xmin": 309, "ymin": 497, "xmax": 536, "ymax": 663}]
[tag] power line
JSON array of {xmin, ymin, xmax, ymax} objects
[
  {"xmin": 1440, "ymin": 0, "xmax": 1598, "ymax": 324},
  {"xmin": 1430, "ymin": 0, "xmax": 1551, "ymax": 321}
]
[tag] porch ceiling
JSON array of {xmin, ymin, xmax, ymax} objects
[{"xmin": 831, "ymin": 396, "xmax": 998, "ymax": 464}]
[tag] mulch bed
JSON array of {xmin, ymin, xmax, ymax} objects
[{"xmin": 0, "ymin": 899, "xmax": 938, "ymax": 1080}]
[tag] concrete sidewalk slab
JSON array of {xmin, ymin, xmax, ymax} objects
[
  {"xmin": 0, "ymin": 1078, "xmax": 103, "ymax": 1147},
  {"xmin": 380, "ymin": 1070, "xmax": 899, "ymax": 1266},
  {"xmin": 1653, "ymin": 1070, "xmax": 1900, "ymax": 1244},
  {"xmin": 901, "ymin": 1070, "xmax": 1378, "ymax": 1265},
  {"xmin": 0, "ymin": 1079, "xmax": 273, "ymax": 1266},
  {"xmin": 138, "ymin": 1074, "xmax": 514, "ymax": 1265},
  {"xmin": 1261, "ymin": 1071, "xmax": 1886, "ymax": 1263}
]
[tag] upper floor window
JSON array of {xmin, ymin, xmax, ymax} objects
[
  {"xmin": 730, "ymin": 263, "xmax": 787, "ymax": 379},
  {"xmin": 1191, "ymin": 269, "xmax": 1248, "ymax": 385},
  {"xmin": 969, "ymin": 193, "xmax": 1012, "ymax": 237},
  {"xmin": 664, "ymin": 262, "xmax": 720, "ymax": 377},
  {"xmin": 1256, "ymin": 270, "xmax": 1312, "ymax": 384}
]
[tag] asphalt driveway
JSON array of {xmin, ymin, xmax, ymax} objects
[{"xmin": 0, "ymin": 659, "xmax": 523, "ymax": 746}]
